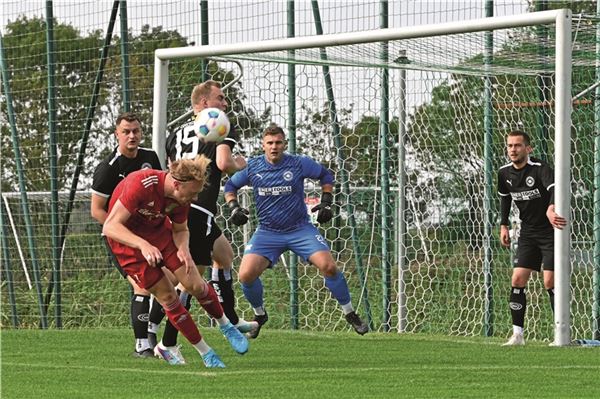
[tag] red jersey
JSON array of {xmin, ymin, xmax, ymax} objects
[{"xmin": 107, "ymin": 169, "xmax": 189, "ymax": 265}]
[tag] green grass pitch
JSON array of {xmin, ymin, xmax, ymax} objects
[{"xmin": 2, "ymin": 328, "xmax": 599, "ymax": 398}]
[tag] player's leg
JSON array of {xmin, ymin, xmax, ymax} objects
[
  {"xmin": 171, "ymin": 260, "xmax": 248, "ymax": 355},
  {"xmin": 238, "ymin": 228, "xmax": 279, "ymax": 338},
  {"xmin": 543, "ymin": 270, "xmax": 555, "ymax": 312},
  {"xmin": 539, "ymin": 234, "xmax": 555, "ymax": 313},
  {"xmin": 146, "ymin": 268, "xmax": 189, "ymax": 364},
  {"xmin": 294, "ymin": 224, "xmax": 368, "ymax": 335},
  {"xmin": 118, "ymin": 246, "xmax": 224, "ymax": 368},
  {"xmin": 309, "ymin": 250, "xmax": 368, "ymax": 335},
  {"xmin": 148, "ymin": 274, "xmax": 223, "ymax": 368},
  {"xmin": 504, "ymin": 267, "xmax": 531, "ymax": 345},
  {"xmin": 153, "ymin": 209, "xmax": 207, "ymax": 356},
  {"xmin": 503, "ymin": 234, "xmax": 541, "ymax": 346},
  {"xmin": 104, "ymin": 237, "xmax": 152, "ymax": 357},
  {"xmin": 211, "ymin": 233, "xmax": 258, "ymax": 333},
  {"xmin": 126, "ymin": 277, "xmax": 153, "ymax": 356}
]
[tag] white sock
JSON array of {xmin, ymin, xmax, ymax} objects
[
  {"xmin": 211, "ymin": 267, "xmax": 220, "ymax": 281},
  {"xmin": 513, "ymin": 325, "xmax": 524, "ymax": 335},
  {"xmin": 253, "ymin": 306, "xmax": 265, "ymax": 316},
  {"xmin": 341, "ymin": 302, "xmax": 354, "ymax": 315},
  {"xmin": 148, "ymin": 322, "xmax": 159, "ymax": 335},
  {"xmin": 135, "ymin": 338, "xmax": 151, "ymax": 352},
  {"xmin": 193, "ymin": 338, "xmax": 212, "ymax": 356},
  {"xmin": 215, "ymin": 315, "xmax": 229, "ymax": 326}
]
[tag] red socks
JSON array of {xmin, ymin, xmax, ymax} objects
[
  {"xmin": 198, "ymin": 283, "xmax": 225, "ymax": 320},
  {"xmin": 163, "ymin": 298, "xmax": 201, "ymax": 345}
]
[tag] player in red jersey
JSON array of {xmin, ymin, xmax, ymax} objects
[{"xmin": 103, "ymin": 155, "xmax": 248, "ymax": 368}]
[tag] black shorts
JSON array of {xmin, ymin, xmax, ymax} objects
[
  {"xmin": 514, "ymin": 231, "xmax": 554, "ymax": 271},
  {"xmin": 102, "ymin": 235, "xmax": 127, "ymax": 279},
  {"xmin": 188, "ymin": 205, "xmax": 222, "ymax": 266}
]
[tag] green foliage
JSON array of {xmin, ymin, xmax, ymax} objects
[{"xmin": 1, "ymin": 18, "xmax": 269, "ymax": 192}]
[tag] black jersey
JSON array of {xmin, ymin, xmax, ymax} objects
[
  {"xmin": 165, "ymin": 120, "xmax": 239, "ymax": 215},
  {"xmin": 91, "ymin": 147, "xmax": 162, "ymax": 208},
  {"xmin": 497, "ymin": 157, "xmax": 555, "ymax": 233}
]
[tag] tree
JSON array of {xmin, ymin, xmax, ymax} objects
[{"xmin": 1, "ymin": 16, "xmax": 104, "ymax": 192}]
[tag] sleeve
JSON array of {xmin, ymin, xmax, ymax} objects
[
  {"xmin": 540, "ymin": 164, "xmax": 555, "ymax": 205},
  {"xmin": 299, "ymin": 156, "xmax": 335, "ymax": 185},
  {"xmin": 169, "ymin": 204, "xmax": 190, "ymax": 224},
  {"xmin": 91, "ymin": 162, "xmax": 117, "ymax": 198},
  {"xmin": 149, "ymin": 151, "xmax": 163, "ymax": 170},
  {"xmin": 165, "ymin": 129, "xmax": 178, "ymax": 164},
  {"xmin": 220, "ymin": 125, "xmax": 239, "ymax": 151},
  {"xmin": 224, "ymin": 167, "xmax": 249, "ymax": 193},
  {"xmin": 497, "ymin": 169, "xmax": 511, "ymax": 226},
  {"xmin": 499, "ymin": 195, "xmax": 512, "ymax": 226}
]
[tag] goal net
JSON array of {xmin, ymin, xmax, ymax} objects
[{"xmin": 152, "ymin": 9, "xmax": 595, "ymax": 345}]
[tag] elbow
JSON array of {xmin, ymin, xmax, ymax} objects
[
  {"xmin": 217, "ymin": 159, "xmax": 234, "ymax": 174},
  {"xmin": 91, "ymin": 209, "xmax": 100, "ymax": 224}
]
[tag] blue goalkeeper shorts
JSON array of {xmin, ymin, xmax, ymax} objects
[{"xmin": 243, "ymin": 224, "xmax": 330, "ymax": 267}]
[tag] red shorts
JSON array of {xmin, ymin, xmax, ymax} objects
[{"xmin": 109, "ymin": 238, "xmax": 183, "ymax": 289}]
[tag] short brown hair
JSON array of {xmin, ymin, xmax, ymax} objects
[
  {"xmin": 263, "ymin": 123, "xmax": 285, "ymax": 139},
  {"xmin": 115, "ymin": 112, "xmax": 141, "ymax": 126},
  {"xmin": 169, "ymin": 155, "xmax": 211, "ymax": 191},
  {"xmin": 507, "ymin": 129, "xmax": 531, "ymax": 146},
  {"xmin": 191, "ymin": 80, "xmax": 222, "ymax": 106}
]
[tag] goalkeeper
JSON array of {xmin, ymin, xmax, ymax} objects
[{"xmin": 224, "ymin": 124, "xmax": 368, "ymax": 338}]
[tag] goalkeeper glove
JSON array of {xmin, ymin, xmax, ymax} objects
[
  {"xmin": 228, "ymin": 200, "xmax": 249, "ymax": 226},
  {"xmin": 310, "ymin": 192, "xmax": 333, "ymax": 224}
]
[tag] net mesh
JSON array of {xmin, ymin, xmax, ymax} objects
[{"xmin": 1, "ymin": 1, "xmax": 597, "ymax": 343}]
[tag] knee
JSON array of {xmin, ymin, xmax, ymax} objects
[
  {"xmin": 320, "ymin": 262, "xmax": 338, "ymax": 278},
  {"xmin": 238, "ymin": 269, "xmax": 253, "ymax": 285},
  {"xmin": 181, "ymin": 279, "xmax": 207, "ymax": 298},
  {"xmin": 157, "ymin": 290, "xmax": 179, "ymax": 306}
]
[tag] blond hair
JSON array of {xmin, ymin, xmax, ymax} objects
[
  {"xmin": 191, "ymin": 80, "xmax": 221, "ymax": 107},
  {"xmin": 169, "ymin": 155, "xmax": 211, "ymax": 190}
]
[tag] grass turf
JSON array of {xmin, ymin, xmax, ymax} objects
[{"xmin": 2, "ymin": 328, "xmax": 599, "ymax": 398}]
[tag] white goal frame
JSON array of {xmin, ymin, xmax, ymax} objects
[{"xmin": 152, "ymin": 9, "xmax": 572, "ymax": 345}]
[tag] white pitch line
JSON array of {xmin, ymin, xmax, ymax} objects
[{"xmin": 4, "ymin": 362, "xmax": 600, "ymax": 375}]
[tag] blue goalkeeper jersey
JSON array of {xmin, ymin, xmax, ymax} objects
[{"xmin": 225, "ymin": 153, "xmax": 334, "ymax": 232}]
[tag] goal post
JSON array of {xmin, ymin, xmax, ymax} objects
[{"xmin": 152, "ymin": 9, "xmax": 573, "ymax": 344}]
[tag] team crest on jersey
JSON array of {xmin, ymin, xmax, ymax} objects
[
  {"xmin": 283, "ymin": 170, "xmax": 293, "ymax": 181},
  {"xmin": 141, "ymin": 162, "xmax": 153, "ymax": 169},
  {"xmin": 525, "ymin": 176, "xmax": 535, "ymax": 187}
]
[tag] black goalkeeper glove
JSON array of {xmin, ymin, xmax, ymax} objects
[
  {"xmin": 228, "ymin": 200, "xmax": 249, "ymax": 226},
  {"xmin": 310, "ymin": 192, "xmax": 333, "ymax": 224}
]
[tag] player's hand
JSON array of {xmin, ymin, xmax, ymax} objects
[
  {"xmin": 141, "ymin": 243, "xmax": 163, "ymax": 267},
  {"xmin": 311, "ymin": 192, "xmax": 333, "ymax": 224},
  {"xmin": 547, "ymin": 205, "xmax": 567, "ymax": 230},
  {"xmin": 233, "ymin": 155, "xmax": 247, "ymax": 171},
  {"xmin": 499, "ymin": 225, "xmax": 510, "ymax": 248},
  {"xmin": 228, "ymin": 200, "xmax": 249, "ymax": 226},
  {"xmin": 177, "ymin": 248, "xmax": 195, "ymax": 274}
]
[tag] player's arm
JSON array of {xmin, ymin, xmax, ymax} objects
[
  {"xmin": 90, "ymin": 193, "xmax": 109, "ymax": 224},
  {"xmin": 498, "ymin": 173, "xmax": 511, "ymax": 248},
  {"xmin": 540, "ymin": 165, "xmax": 567, "ymax": 229},
  {"xmin": 102, "ymin": 200, "xmax": 162, "ymax": 266},
  {"xmin": 171, "ymin": 221, "xmax": 194, "ymax": 273},
  {"xmin": 224, "ymin": 171, "xmax": 250, "ymax": 225},
  {"xmin": 216, "ymin": 141, "xmax": 246, "ymax": 175},
  {"xmin": 301, "ymin": 156, "xmax": 335, "ymax": 223}
]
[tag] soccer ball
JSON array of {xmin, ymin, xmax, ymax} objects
[{"xmin": 193, "ymin": 107, "xmax": 230, "ymax": 143}]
